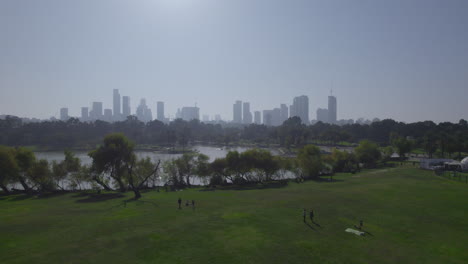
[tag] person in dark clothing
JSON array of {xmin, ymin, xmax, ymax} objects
[
  {"xmin": 192, "ymin": 200, "xmax": 195, "ymax": 209},
  {"xmin": 359, "ymin": 220, "xmax": 363, "ymax": 230},
  {"xmin": 309, "ymin": 209, "xmax": 314, "ymax": 222},
  {"xmin": 302, "ymin": 209, "xmax": 306, "ymax": 222},
  {"xmin": 178, "ymin": 198, "xmax": 182, "ymax": 209}
]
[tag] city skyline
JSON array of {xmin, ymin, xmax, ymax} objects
[{"xmin": 1, "ymin": 0, "xmax": 467, "ymax": 123}]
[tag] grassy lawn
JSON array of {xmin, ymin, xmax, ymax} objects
[{"xmin": 1, "ymin": 166, "xmax": 467, "ymax": 264}]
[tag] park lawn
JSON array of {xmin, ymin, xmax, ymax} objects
[{"xmin": 1, "ymin": 166, "xmax": 467, "ymax": 264}]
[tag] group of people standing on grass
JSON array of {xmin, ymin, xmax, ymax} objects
[{"xmin": 178, "ymin": 197, "xmax": 195, "ymax": 209}]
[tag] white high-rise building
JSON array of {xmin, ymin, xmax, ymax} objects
[
  {"xmin": 290, "ymin": 95, "xmax": 309, "ymax": 124},
  {"xmin": 316, "ymin": 108, "xmax": 329, "ymax": 123},
  {"xmin": 60, "ymin": 108, "xmax": 69, "ymax": 121},
  {"xmin": 157, "ymin": 101, "xmax": 165, "ymax": 122},
  {"xmin": 242, "ymin": 102, "xmax": 252, "ymax": 124},
  {"xmin": 113, "ymin": 89, "xmax": 121, "ymax": 120},
  {"xmin": 233, "ymin": 100, "xmax": 242, "ymax": 123},
  {"xmin": 122, "ymin": 96, "xmax": 131, "ymax": 118}
]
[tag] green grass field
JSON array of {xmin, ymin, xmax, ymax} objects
[{"xmin": 1, "ymin": 166, "xmax": 467, "ymax": 264}]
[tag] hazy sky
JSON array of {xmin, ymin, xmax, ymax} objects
[{"xmin": 1, "ymin": 0, "xmax": 467, "ymax": 123}]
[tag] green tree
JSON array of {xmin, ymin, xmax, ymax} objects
[
  {"xmin": 88, "ymin": 133, "xmax": 135, "ymax": 192},
  {"xmin": 29, "ymin": 159, "xmax": 54, "ymax": 192},
  {"xmin": 14, "ymin": 147, "xmax": 36, "ymax": 193},
  {"xmin": 297, "ymin": 145, "xmax": 322, "ymax": 179},
  {"xmin": 355, "ymin": 140, "xmax": 381, "ymax": 168},
  {"xmin": 127, "ymin": 157, "xmax": 161, "ymax": 199},
  {"xmin": 392, "ymin": 136, "xmax": 413, "ymax": 160},
  {"xmin": 0, "ymin": 146, "xmax": 18, "ymax": 193}
]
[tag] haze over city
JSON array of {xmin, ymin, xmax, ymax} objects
[{"xmin": 1, "ymin": 0, "xmax": 467, "ymax": 123}]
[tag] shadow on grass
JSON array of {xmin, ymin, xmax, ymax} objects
[
  {"xmin": 312, "ymin": 220, "xmax": 322, "ymax": 228},
  {"xmin": 304, "ymin": 222, "xmax": 317, "ymax": 231},
  {"xmin": 76, "ymin": 193, "xmax": 125, "ymax": 203},
  {"xmin": 36, "ymin": 191, "xmax": 69, "ymax": 199},
  {"xmin": 353, "ymin": 225, "xmax": 374, "ymax": 237}
]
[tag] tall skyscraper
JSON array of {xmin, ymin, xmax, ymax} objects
[
  {"xmin": 271, "ymin": 108, "xmax": 282, "ymax": 126},
  {"xmin": 233, "ymin": 100, "xmax": 242, "ymax": 123},
  {"xmin": 60, "ymin": 108, "xmax": 69, "ymax": 121},
  {"xmin": 81, "ymin": 107, "xmax": 89, "ymax": 121},
  {"xmin": 316, "ymin": 108, "xmax": 329, "ymax": 123},
  {"xmin": 136, "ymin": 99, "xmax": 152, "ymax": 123},
  {"xmin": 181, "ymin": 106, "xmax": 200, "ymax": 121},
  {"xmin": 113, "ymin": 89, "xmax": 121, "ymax": 118},
  {"xmin": 104, "ymin": 109, "xmax": 113, "ymax": 122},
  {"xmin": 280, "ymin": 104, "xmax": 288, "ymax": 123},
  {"xmin": 263, "ymin": 110, "xmax": 273, "ymax": 126},
  {"xmin": 290, "ymin": 95, "xmax": 309, "ymax": 124},
  {"xmin": 157, "ymin": 101, "xmax": 165, "ymax": 121},
  {"xmin": 242, "ymin": 102, "xmax": 252, "ymax": 124},
  {"xmin": 122, "ymin": 96, "xmax": 130, "ymax": 118},
  {"xmin": 91, "ymin": 102, "xmax": 103, "ymax": 120},
  {"xmin": 328, "ymin": 95, "xmax": 337, "ymax": 124},
  {"xmin": 254, "ymin": 111, "xmax": 261, "ymax": 124}
]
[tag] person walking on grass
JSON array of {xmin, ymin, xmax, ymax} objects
[
  {"xmin": 309, "ymin": 209, "xmax": 314, "ymax": 222},
  {"xmin": 303, "ymin": 208, "xmax": 306, "ymax": 222},
  {"xmin": 178, "ymin": 198, "xmax": 182, "ymax": 209},
  {"xmin": 359, "ymin": 220, "xmax": 363, "ymax": 230},
  {"xmin": 192, "ymin": 200, "xmax": 195, "ymax": 209}
]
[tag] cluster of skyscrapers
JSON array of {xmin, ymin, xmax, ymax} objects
[
  {"xmin": 60, "ymin": 89, "xmax": 167, "ymax": 123},
  {"xmin": 58, "ymin": 90, "xmax": 338, "ymax": 126},
  {"xmin": 232, "ymin": 95, "xmax": 336, "ymax": 126}
]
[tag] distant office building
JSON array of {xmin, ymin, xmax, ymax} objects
[
  {"xmin": 263, "ymin": 110, "xmax": 273, "ymax": 126},
  {"xmin": 136, "ymin": 99, "xmax": 153, "ymax": 123},
  {"xmin": 215, "ymin": 114, "xmax": 221, "ymax": 122},
  {"xmin": 81, "ymin": 107, "xmax": 89, "ymax": 121},
  {"xmin": 90, "ymin": 102, "xmax": 103, "ymax": 120},
  {"xmin": 122, "ymin": 96, "xmax": 131, "ymax": 118},
  {"xmin": 272, "ymin": 108, "xmax": 282, "ymax": 126},
  {"xmin": 262, "ymin": 108, "xmax": 282, "ymax": 126},
  {"xmin": 328, "ymin": 95, "xmax": 337, "ymax": 124},
  {"xmin": 104, "ymin": 109, "xmax": 112, "ymax": 122},
  {"xmin": 254, "ymin": 111, "xmax": 261, "ymax": 124},
  {"xmin": 181, "ymin": 107, "xmax": 200, "ymax": 121},
  {"xmin": 290, "ymin": 95, "xmax": 309, "ymax": 124},
  {"xmin": 113, "ymin": 89, "xmax": 121, "ymax": 120},
  {"xmin": 242, "ymin": 102, "xmax": 252, "ymax": 124},
  {"xmin": 233, "ymin": 100, "xmax": 242, "ymax": 123},
  {"xmin": 280, "ymin": 104, "xmax": 288, "ymax": 123},
  {"xmin": 316, "ymin": 108, "xmax": 329, "ymax": 123},
  {"xmin": 202, "ymin": 115, "xmax": 210, "ymax": 122},
  {"xmin": 156, "ymin": 101, "xmax": 165, "ymax": 121},
  {"xmin": 60, "ymin": 108, "xmax": 69, "ymax": 121}
]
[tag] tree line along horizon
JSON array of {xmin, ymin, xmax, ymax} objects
[{"xmin": 0, "ymin": 115, "xmax": 466, "ymax": 159}]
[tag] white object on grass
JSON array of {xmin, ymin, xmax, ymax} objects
[{"xmin": 345, "ymin": 228, "xmax": 365, "ymax": 236}]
